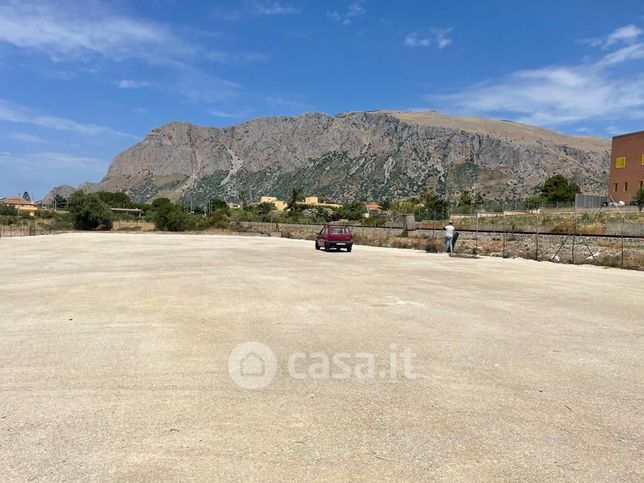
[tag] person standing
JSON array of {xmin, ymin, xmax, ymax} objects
[{"xmin": 444, "ymin": 221, "xmax": 455, "ymax": 255}]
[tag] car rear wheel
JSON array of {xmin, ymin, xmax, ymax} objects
[
  {"xmin": 324, "ymin": 242, "xmax": 331, "ymax": 252},
  {"xmin": 315, "ymin": 240, "xmax": 320, "ymax": 250},
  {"xmin": 347, "ymin": 245, "xmax": 352, "ymax": 252}
]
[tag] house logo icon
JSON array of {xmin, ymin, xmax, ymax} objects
[{"xmin": 228, "ymin": 342, "xmax": 277, "ymax": 389}]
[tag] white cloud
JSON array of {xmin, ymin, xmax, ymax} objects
[
  {"xmin": 583, "ymin": 24, "xmax": 642, "ymax": 48},
  {"xmin": 209, "ymin": 109, "xmax": 252, "ymax": 119},
  {"xmin": 205, "ymin": 51, "xmax": 269, "ymax": 63},
  {"xmin": 606, "ymin": 24, "xmax": 642, "ymax": 46},
  {"xmin": 264, "ymin": 95, "xmax": 310, "ymax": 113},
  {"xmin": 173, "ymin": 70, "xmax": 242, "ymax": 104},
  {"xmin": 116, "ymin": 79, "xmax": 153, "ymax": 89},
  {"xmin": 214, "ymin": 1, "xmax": 299, "ymax": 20},
  {"xmin": 247, "ymin": 1, "xmax": 299, "ymax": 16},
  {"xmin": 405, "ymin": 29, "xmax": 452, "ymax": 49},
  {"xmin": 405, "ymin": 33, "xmax": 430, "ymax": 48},
  {"xmin": 0, "ymin": 0, "xmax": 192, "ymax": 65},
  {"xmin": 327, "ymin": 2, "xmax": 366, "ymax": 26},
  {"xmin": 0, "ymin": 99, "xmax": 137, "ymax": 138},
  {"xmin": 8, "ymin": 132, "xmax": 48, "ymax": 144},
  {"xmin": 597, "ymin": 43, "xmax": 644, "ymax": 66},
  {"xmin": 428, "ymin": 25, "xmax": 644, "ymax": 129},
  {"xmin": 0, "ymin": 151, "xmax": 105, "ymax": 169}
]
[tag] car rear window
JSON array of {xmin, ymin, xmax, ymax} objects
[{"xmin": 331, "ymin": 227, "xmax": 350, "ymax": 235}]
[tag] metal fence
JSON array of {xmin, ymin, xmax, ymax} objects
[
  {"xmin": 0, "ymin": 221, "xmax": 42, "ymax": 238},
  {"xmin": 235, "ymin": 220, "xmax": 644, "ymax": 270}
]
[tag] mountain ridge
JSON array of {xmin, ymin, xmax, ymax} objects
[{"xmin": 44, "ymin": 110, "xmax": 610, "ymax": 205}]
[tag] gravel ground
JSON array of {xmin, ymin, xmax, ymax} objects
[{"xmin": 0, "ymin": 233, "xmax": 642, "ymax": 482}]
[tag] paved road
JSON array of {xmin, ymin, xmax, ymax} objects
[{"xmin": 1, "ymin": 233, "xmax": 642, "ymax": 481}]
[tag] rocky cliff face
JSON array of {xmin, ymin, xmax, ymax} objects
[{"xmin": 48, "ymin": 110, "xmax": 611, "ymax": 204}]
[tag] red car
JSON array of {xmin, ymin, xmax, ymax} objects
[{"xmin": 315, "ymin": 225, "xmax": 353, "ymax": 252}]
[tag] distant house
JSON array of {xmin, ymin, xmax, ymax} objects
[
  {"xmin": 259, "ymin": 195, "xmax": 341, "ymax": 211},
  {"xmin": 0, "ymin": 195, "xmax": 38, "ymax": 216},
  {"xmin": 365, "ymin": 203, "xmax": 382, "ymax": 218},
  {"xmin": 299, "ymin": 196, "xmax": 341, "ymax": 209}
]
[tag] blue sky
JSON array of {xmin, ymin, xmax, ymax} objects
[{"xmin": 1, "ymin": 0, "xmax": 644, "ymax": 199}]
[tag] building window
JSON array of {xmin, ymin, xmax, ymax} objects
[
  {"xmin": 614, "ymin": 183, "xmax": 618, "ymax": 192},
  {"xmin": 615, "ymin": 156, "xmax": 626, "ymax": 169},
  {"xmin": 624, "ymin": 182, "xmax": 628, "ymax": 192},
  {"xmin": 641, "ymin": 154, "xmax": 644, "ymax": 166}
]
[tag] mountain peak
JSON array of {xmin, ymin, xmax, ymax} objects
[{"xmin": 46, "ymin": 110, "xmax": 610, "ymax": 205}]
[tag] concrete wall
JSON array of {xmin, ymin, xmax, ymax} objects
[{"xmin": 606, "ymin": 222, "xmax": 644, "ymax": 237}]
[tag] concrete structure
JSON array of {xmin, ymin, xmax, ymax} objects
[
  {"xmin": 1, "ymin": 233, "xmax": 642, "ymax": 481},
  {"xmin": 575, "ymin": 193, "xmax": 608, "ymax": 209},
  {"xmin": 0, "ymin": 195, "xmax": 38, "ymax": 216},
  {"xmin": 608, "ymin": 130, "xmax": 644, "ymax": 203},
  {"xmin": 110, "ymin": 207, "xmax": 143, "ymax": 217}
]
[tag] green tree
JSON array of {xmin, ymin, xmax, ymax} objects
[
  {"xmin": 208, "ymin": 197, "xmax": 228, "ymax": 211},
  {"xmin": 474, "ymin": 193, "xmax": 484, "ymax": 209},
  {"xmin": 152, "ymin": 200, "xmax": 192, "ymax": 231},
  {"xmin": 459, "ymin": 190, "xmax": 473, "ymax": 212},
  {"xmin": 337, "ymin": 202, "xmax": 366, "ymax": 220},
  {"xmin": 237, "ymin": 190, "xmax": 248, "ymax": 210},
  {"xmin": 53, "ymin": 194, "xmax": 67, "ymax": 210},
  {"xmin": 256, "ymin": 202, "xmax": 276, "ymax": 216},
  {"xmin": 418, "ymin": 190, "xmax": 449, "ymax": 220},
  {"xmin": 151, "ymin": 197, "xmax": 172, "ymax": 209},
  {"xmin": 286, "ymin": 187, "xmax": 303, "ymax": 211},
  {"xmin": 67, "ymin": 190, "xmax": 113, "ymax": 230},
  {"xmin": 634, "ymin": 187, "xmax": 644, "ymax": 212},
  {"xmin": 0, "ymin": 205, "xmax": 18, "ymax": 216},
  {"xmin": 96, "ymin": 191, "xmax": 134, "ymax": 208},
  {"xmin": 540, "ymin": 175, "xmax": 580, "ymax": 204}
]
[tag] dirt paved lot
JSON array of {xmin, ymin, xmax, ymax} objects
[{"xmin": 1, "ymin": 233, "xmax": 642, "ymax": 481}]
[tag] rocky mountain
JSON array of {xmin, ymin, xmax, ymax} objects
[{"xmin": 46, "ymin": 110, "xmax": 611, "ymax": 205}]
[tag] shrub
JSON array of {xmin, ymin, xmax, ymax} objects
[
  {"xmin": 208, "ymin": 198, "xmax": 228, "ymax": 211},
  {"xmin": 424, "ymin": 240, "xmax": 440, "ymax": 253},
  {"xmin": 0, "ymin": 205, "xmax": 18, "ymax": 216},
  {"xmin": 337, "ymin": 202, "xmax": 366, "ymax": 220},
  {"xmin": 67, "ymin": 191, "xmax": 113, "ymax": 230},
  {"xmin": 363, "ymin": 215, "xmax": 386, "ymax": 227},
  {"xmin": 152, "ymin": 202, "xmax": 192, "ymax": 231},
  {"xmin": 206, "ymin": 208, "xmax": 230, "ymax": 229},
  {"xmin": 96, "ymin": 191, "xmax": 134, "ymax": 208}
]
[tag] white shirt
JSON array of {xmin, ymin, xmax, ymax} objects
[{"xmin": 444, "ymin": 225, "xmax": 455, "ymax": 238}]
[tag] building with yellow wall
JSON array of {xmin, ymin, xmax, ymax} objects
[
  {"xmin": 259, "ymin": 195, "xmax": 341, "ymax": 211},
  {"xmin": 0, "ymin": 196, "xmax": 38, "ymax": 216},
  {"xmin": 259, "ymin": 196, "xmax": 288, "ymax": 211}
]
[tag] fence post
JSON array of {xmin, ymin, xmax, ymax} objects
[
  {"xmin": 534, "ymin": 211, "xmax": 539, "ymax": 260},
  {"xmin": 571, "ymin": 219, "xmax": 576, "ymax": 264},
  {"xmin": 502, "ymin": 212, "xmax": 506, "ymax": 258},
  {"xmin": 475, "ymin": 212, "xmax": 479, "ymax": 255},
  {"xmin": 621, "ymin": 225, "xmax": 625, "ymax": 269}
]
